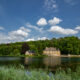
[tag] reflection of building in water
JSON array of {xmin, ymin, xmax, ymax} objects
[
  {"xmin": 24, "ymin": 57, "xmax": 32, "ymax": 65},
  {"xmin": 43, "ymin": 47, "xmax": 61, "ymax": 56},
  {"xmin": 24, "ymin": 57, "xmax": 61, "ymax": 72},
  {"xmin": 43, "ymin": 57, "xmax": 61, "ymax": 67},
  {"xmin": 24, "ymin": 58, "xmax": 33, "ymax": 69}
]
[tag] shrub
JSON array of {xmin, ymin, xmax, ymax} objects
[{"xmin": 13, "ymin": 49, "xmax": 20, "ymax": 56}]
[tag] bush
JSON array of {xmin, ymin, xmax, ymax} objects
[{"xmin": 12, "ymin": 49, "xmax": 20, "ymax": 56}]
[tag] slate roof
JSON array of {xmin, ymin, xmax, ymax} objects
[{"xmin": 28, "ymin": 50, "xmax": 35, "ymax": 54}]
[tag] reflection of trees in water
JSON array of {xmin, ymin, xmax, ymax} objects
[
  {"xmin": 24, "ymin": 57, "xmax": 45, "ymax": 69},
  {"xmin": 1, "ymin": 57, "xmax": 80, "ymax": 72},
  {"xmin": 61, "ymin": 58, "xmax": 80, "ymax": 71},
  {"xmin": 24, "ymin": 57, "xmax": 61, "ymax": 71},
  {"xmin": 0, "ymin": 57, "xmax": 22, "ymax": 67}
]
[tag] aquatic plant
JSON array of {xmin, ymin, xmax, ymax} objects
[{"xmin": 0, "ymin": 66, "xmax": 80, "ymax": 80}]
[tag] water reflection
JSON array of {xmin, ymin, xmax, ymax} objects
[
  {"xmin": 43, "ymin": 57, "xmax": 61, "ymax": 67},
  {"xmin": 24, "ymin": 57, "xmax": 61, "ymax": 71},
  {"xmin": 24, "ymin": 57, "xmax": 80, "ymax": 71},
  {"xmin": 0, "ymin": 57, "xmax": 22, "ymax": 66},
  {"xmin": 24, "ymin": 57, "xmax": 45, "ymax": 69},
  {"xmin": 0, "ymin": 57, "xmax": 80, "ymax": 72}
]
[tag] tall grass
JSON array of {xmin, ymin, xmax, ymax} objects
[{"xmin": 0, "ymin": 65, "xmax": 80, "ymax": 80}]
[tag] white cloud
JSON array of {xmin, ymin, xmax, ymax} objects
[
  {"xmin": 26, "ymin": 23, "xmax": 43, "ymax": 32},
  {"xmin": 20, "ymin": 26, "xmax": 31, "ymax": 32},
  {"xmin": 8, "ymin": 27, "xmax": 30, "ymax": 42},
  {"xmin": 0, "ymin": 27, "xmax": 31, "ymax": 43},
  {"xmin": 38, "ymin": 37, "xmax": 48, "ymax": 40},
  {"xmin": 26, "ymin": 38, "xmax": 35, "ymax": 41},
  {"xmin": 0, "ymin": 34, "xmax": 9, "ymax": 43},
  {"xmin": 49, "ymin": 26, "xmax": 78, "ymax": 35},
  {"xmin": 37, "ymin": 18, "xmax": 47, "ymax": 26},
  {"xmin": 48, "ymin": 17, "xmax": 62, "ymax": 25},
  {"xmin": 26, "ymin": 37, "xmax": 48, "ymax": 41},
  {"xmin": 44, "ymin": 0, "xmax": 58, "ymax": 12},
  {"xmin": 0, "ymin": 17, "xmax": 79, "ymax": 44},
  {"xmin": 75, "ymin": 26, "xmax": 80, "ymax": 30},
  {"xmin": 0, "ymin": 26, "xmax": 4, "ymax": 30},
  {"xmin": 9, "ymin": 30, "xmax": 28, "ymax": 38},
  {"xmin": 9, "ymin": 27, "xmax": 30, "ymax": 38}
]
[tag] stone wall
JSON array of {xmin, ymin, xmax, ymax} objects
[{"xmin": 43, "ymin": 50, "xmax": 61, "ymax": 56}]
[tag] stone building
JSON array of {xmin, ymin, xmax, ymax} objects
[
  {"xmin": 43, "ymin": 47, "xmax": 61, "ymax": 56},
  {"xmin": 25, "ymin": 50, "xmax": 35, "ymax": 56}
]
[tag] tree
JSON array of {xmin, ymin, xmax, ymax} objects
[
  {"xmin": 21, "ymin": 43, "xmax": 30, "ymax": 54},
  {"xmin": 13, "ymin": 49, "xmax": 20, "ymax": 56}
]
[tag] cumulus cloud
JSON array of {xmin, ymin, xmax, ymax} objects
[
  {"xmin": 0, "ymin": 27, "xmax": 30, "ymax": 43},
  {"xmin": 26, "ymin": 38, "xmax": 35, "ymax": 41},
  {"xmin": 75, "ymin": 26, "xmax": 80, "ymax": 30},
  {"xmin": 38, "ymin": 37, "xmax": 48, "ymax": 40},
  {"xmin": 0, "ymin": 34, "xmax": 9, "ymax": 43},
  {"xmin": 44, "ymin": 0, "xmax": 58, "ymax": 12},
  {"xmin": 20, "ymin": 26, "xmax": 31, "ymax": 32},
  {"xmin": 26, "ymin": 23, "xmax": 43, "ymax": 32},
  {"xmin": 9, "ymin": 29, "xmax": 28, "ymax": 38},
  {"xmin": 0, "ymin": 17, "xmax": 79, "ymax": 43},
  {"xmin": 49, "ymin": 26, "xmax": 78, "ymax": 35},
  {"xmin": 0, "ymin": 26, "xmax": 4, "ymax": 30},
  {"xmin": 26, "ymin": 37, "xmax": 48, "ymax": 41},
  {"xmin": 8, "ymin": 27, "xmax": 30, "ymax": 41},
  {"xmin": 48, "ymin": 17, "xmax": 62, "ymax": 25},
  {"xmin": 37, "ymin": 18, "xmax": 47, "ymax": 26}
]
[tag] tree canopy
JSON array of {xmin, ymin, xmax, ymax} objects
[{"xmin": 0, "ymin": 36, "xmax": 80, "ymax": 56}]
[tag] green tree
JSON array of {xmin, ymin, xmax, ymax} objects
[
  {"xmin": 21, "ymin": 43, "xmax": 30, "ymax": 55},
  {"xmin": 13, "ymin": 49, "xmax": 20, "ymax": 56}
]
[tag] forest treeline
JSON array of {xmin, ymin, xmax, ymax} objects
[{"xmin": 0, "ymin": 36, "xmax": 80, "ymax": 56}]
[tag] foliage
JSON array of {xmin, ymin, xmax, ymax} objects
[
  {"xmin": 21, "ymin": 42, "xmax": 30, "ymax": 55},
  {"xmin": 12, "ymin": 49, "xmax": 20, "ymax": 56},
  {"xmin": 0, "ymin": 36, "xmax": 80, "ymax": 56},
  {"xmin": 0, "ymin": 65, "xmax": 80, "ymax": 80}
]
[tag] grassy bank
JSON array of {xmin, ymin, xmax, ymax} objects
[
  {"xmin": 0, "ymin": 54, "xmax": 47, "ymax": 57},
  {"xmin": 0, "ymin": 65, "xmax": 80, "ymax": 80}
]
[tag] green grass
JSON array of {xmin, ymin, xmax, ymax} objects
[
  {"xmin": 0, "ymin": 65, "xmax": 80, "ymax": 80},
  {"xmin": 0, "ymin": 54, "xmax": 47, "ymax": 57}
]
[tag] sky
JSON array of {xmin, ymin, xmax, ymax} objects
[{"xmin": 0, "ymin": 0, "xmax": 80, "ymax": 43}]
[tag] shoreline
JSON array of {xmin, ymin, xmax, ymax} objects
[
  {"xmin": 0, "ymin": 55, "xmax": 80, "ymax": 58},
  {"xmin": 60, "ymin": 55, "xmax": 80, "ymax": 57}
]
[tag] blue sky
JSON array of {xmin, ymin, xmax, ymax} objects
[{"xmin": 0, "ymin": 0, "xmax": 80, "ymax": 43}]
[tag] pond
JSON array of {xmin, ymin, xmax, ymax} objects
[{"xmin": 0, "ymin": 56, "xmax": 80, "ymax": 72}]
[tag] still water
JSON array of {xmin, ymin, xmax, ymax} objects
[{"xmin": 0, "ymin": 57, "xmax": 80, "ymax": 72}]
